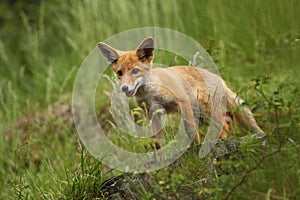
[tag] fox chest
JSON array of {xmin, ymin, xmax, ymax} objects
[{"xmin": 135, "ymin": 86, "xmax": 179, "ymax": 113}]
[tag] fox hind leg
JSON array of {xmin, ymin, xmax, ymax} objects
[{"xmin": 219, "ymin": 112, "xmax": 234, "ymax": 138}]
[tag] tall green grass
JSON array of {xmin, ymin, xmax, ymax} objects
[{"xmin": 0, "ymin": 0, "xmax": 299, "ymax": 199}]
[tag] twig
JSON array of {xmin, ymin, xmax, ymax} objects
[{"xmin": 224, "ymin": 140, "xmax": 283, "ymax": 200}]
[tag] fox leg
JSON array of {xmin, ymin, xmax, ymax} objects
[
  {"xmin": 179, "ymin": 102, "xmax": 200, "ymax": 144},
  {"xmin": 219, "ymin": 112, "xmax": 234, "ymax": 138},
  {"xmin": 148, "ymin": 104, "xmax": 164, "ymax": 149},
  {"xmin": 150, "ymin": 116, "xmax": 163, "ymax": 149}
]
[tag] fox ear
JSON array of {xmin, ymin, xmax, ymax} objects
[
  {"xmin": 97, "ymin": 42, "xmax": 119, "ymax": 64},
  {"xmin": 136, "ymin": 37, "xmax": 154, "ymax": 61}
]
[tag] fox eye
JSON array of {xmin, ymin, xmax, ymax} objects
[
  {"xmin": 131, "ymin": 69, "xmax": 139, "ymax": 74},
  {"xmin": 117, "ymin": 70, "xmax": 123, "ymax": 76}
]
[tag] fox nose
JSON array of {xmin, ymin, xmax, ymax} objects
[{"xmin": 121, "ymin": 85, "xmax": 128, "ymax": 92}]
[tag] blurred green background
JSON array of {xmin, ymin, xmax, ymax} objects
[{"xmin": 0, "ymin": 0, "xmax": 299, "ymax": 199}]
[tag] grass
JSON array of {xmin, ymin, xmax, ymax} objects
[{"xmin": 0, "ymin": 0, "xmax": 300, "ymax": 199}]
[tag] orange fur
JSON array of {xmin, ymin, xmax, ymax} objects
[{"xmin": 98, "ymin": 37, "xmax": 264, "ymax": 147}]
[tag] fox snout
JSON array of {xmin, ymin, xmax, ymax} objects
[
  {"xmin": 120, "ymin": 85, "xmax": 135, "ymax": 97},
  {"xmin": 120, "ymin": 77, "xmax": 145, "ymax": 97},
  {"xmin": 119, "ymin": 83, "xmax": 132, "ymax": 97},
  {"xmin": 121, "ymin": 85, "xmax": 129, "ymax": 92},
  {"xmin": 120, "ymin": 83, "xmax": 137, "ymax": 97}
]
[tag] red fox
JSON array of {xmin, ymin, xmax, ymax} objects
[{"xmin": 98, "ymin": 37, "xmax": 264, "ymax": 147}]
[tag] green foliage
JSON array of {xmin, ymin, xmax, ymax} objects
[
  {"xmin": 62, "ymin": 145, "xmax": 105, "ymax": 200},
  {"xmin": 0, "ymin": 0, "xmax": 299, "ymax": 199}
]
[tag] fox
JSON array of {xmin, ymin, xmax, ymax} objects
[{"xmin": 97, "ymin": 37, "xmax": 264, "ymax": 148}]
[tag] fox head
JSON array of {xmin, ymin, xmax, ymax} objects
[{"xmin": 98, "ymin": 37, "xmax": 154, "ymax": 97}]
